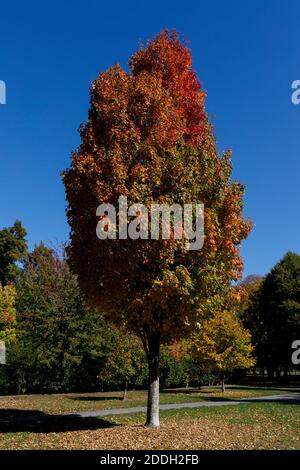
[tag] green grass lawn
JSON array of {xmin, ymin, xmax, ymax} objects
[
  {"xmin": 0, "ymin": 401, "xmax": 299, "ymax": 450},
  {"xmin": 0, "ymin": 385, "xmax": 299, "ymax": 415}
]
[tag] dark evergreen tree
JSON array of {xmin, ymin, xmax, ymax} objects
[
  {"xmin": 0, "ymin": 220, "xmax": 27, "ymax": 285},
  {"xmin": 243, "ymin": 252, "xmax": 300, "ymax": 377}
]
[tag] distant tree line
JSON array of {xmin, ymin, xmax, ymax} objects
[
  {"xmin": 0, "ymin": 221, "xmax": 218, "ymax": 394},
  {"xmin": 2, "ymin": 221, "xmax": 298, "ymax": 394},
  {"xmin": 240, "ymin": 252, "xmax": 300, "ymax": 379}
]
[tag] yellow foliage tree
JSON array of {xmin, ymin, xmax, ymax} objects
[
  {"xmin": 191, "ymin": 311, "xmax": 255, "ymax": 392},
  {"xmin": 100, "ymin": 329, "xmax": 146, "ymax": 400},
  {"xmin": 0, "ymin": 283, "xmax": 17, "ymax": 345}
]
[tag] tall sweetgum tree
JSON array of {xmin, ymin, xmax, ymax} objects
[{"xmin": 63, "ymin": 31, "xmax": 251, "ymax": 427}]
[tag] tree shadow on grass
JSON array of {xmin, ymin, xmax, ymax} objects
[
  {"xmin": 240, "ymin": 396, "xmax": 300, "ymax": 406},
  {"xmin": 70, "ymin": 396, "xmax": 122, "ymax": 402},
  {"xmin": 0, "ymin": 409, "xmax": 118, "ymax": 433},
  {"xmin": 234, "ymin": 385, "xmax": 300, "ymax": 393},
  {"xmin": 161, "ymin": 388, "xmax": 201, "ymax": 395},
  {"xmin": 163, "ymin": 385, "xmax": 300, "ymax": 395},
  {"xmin": 161, "ymin": 387, "xmax": 230, "ymax": 396},
  {"xmin": 202, "ymin": 396, "xmax": 234, "ymax": 402}
]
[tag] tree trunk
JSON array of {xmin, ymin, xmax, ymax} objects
[
  {"xmin": 221, "ymin": 371, "xmax": 225, "ymax": 393},
  {"xmin": 262, "ymin": 367, "xmax": 266, "ymax": 385},
  {"xmin": 145, "ymin": 332, "xmax": 160, "ymax": 428},
  {"xmin": 122, "ymin": 381, "xmax": 128, "ymax": 400}
]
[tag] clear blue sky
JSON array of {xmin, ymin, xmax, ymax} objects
[{"xmin": 0, "ymin": 0, "xmax": 299, "ymax": 277}]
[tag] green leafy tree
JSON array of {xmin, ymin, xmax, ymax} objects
[
  {"xmin": 0, "ymin": 220, "xmax": 27, "ymax": 285},
  {"xmin": 101, "ymin": 328, "xmax": 147, "ymax": 399},
  {"xmin": 243, "ymin": 252, "xmax": 300, "ymax": 378},
  {"xmin": 162, "ymin": 341, "xmax": 217, "ymax": 388},
  {"xmin": 10, "ymin": 243, "xmax": 109, "ymax": 393},
  {"xmin": 191, "ymin": 311, "xmax": 255, "ymax": 392}
]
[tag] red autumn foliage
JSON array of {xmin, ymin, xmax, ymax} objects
[
  {"xmin": 0, "ymin": 309, "xmax": 14, "ymax": 323},
  {"xmin": 130, "ymin": 30, "xmax": 208, "ymax": 146}
]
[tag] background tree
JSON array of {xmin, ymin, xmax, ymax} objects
[
  {"xmin": 7, "ymin": 243, "xmax": 109, "ymax": 393},
  {"xmin": 191, "ymin": 310, "xmax": 255, "ymax": 392},
  {"xmin": 0, "ymin": 283, "xmax": 17, "ymax": 345},
  {"xmin": 238, "ymin": 275, "xmax": 264, "ymax": 313},
  {"xmin": 243, "ymin": 252, "xmax": 300, "ymax": 378},
  {"xmin": 63, "ymin": 30, "xmax": 251, "ymax": 427},
  {"xmin": 161, "ymin": 341, "xmax": 206, "ymax": 389},
  {"xmin": 101, "ymin": 328, "xmax": 147, "ymax": 399},
  {"xmin": 0, "ymin": 221, "xmax": 27, "ymax": 285},
  {"xmin": 239, "ymin": 275, "xmax": 266, "ymax": 375}
]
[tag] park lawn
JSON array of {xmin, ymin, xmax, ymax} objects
[
  {"xmin": 0, "ymin": 385, "xmax": 299, "ymax": 415},
  {"xmin": 0, "ymin": 402, "xmax": 299, "ymax": 450}
]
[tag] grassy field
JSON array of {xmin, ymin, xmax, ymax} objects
[
  {"xmin": 0, "ymin": 386, "xmax": 299, "ymax": 450},
  {"xmin": 0, "ymin": 402, "xmax": 299, "ymax": 450},
  {"xmin": 0, "ymin": 385, "xmax": 299, "ymax": 414}
]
